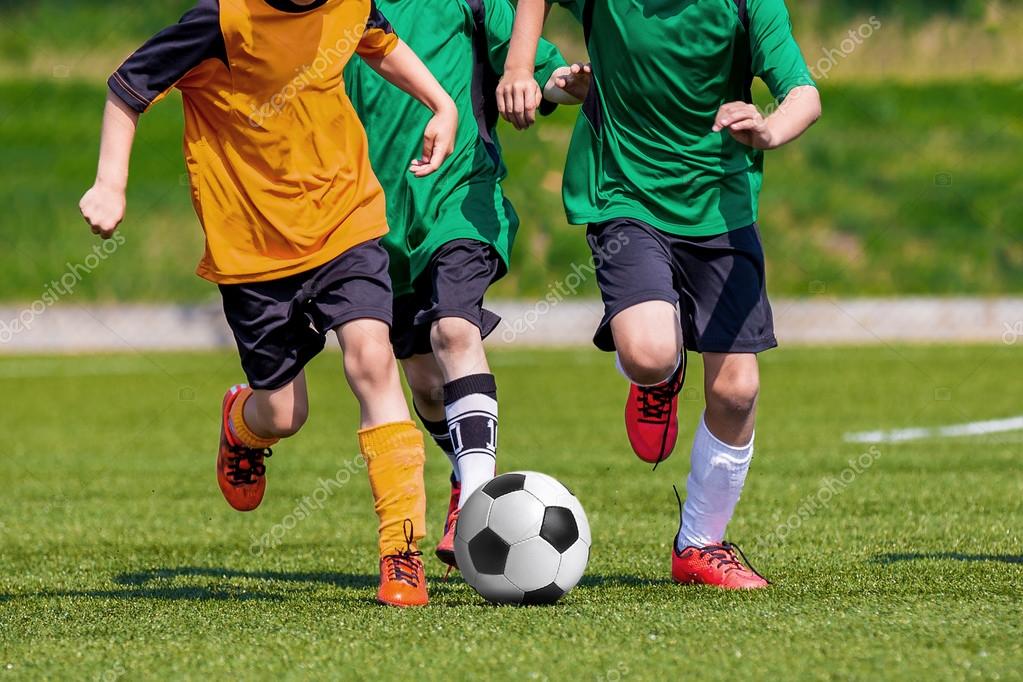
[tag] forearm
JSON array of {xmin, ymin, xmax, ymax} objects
[
  {"xmin": 364, "ymin": 40, "xmax": 454, "ymax": 114},
  {"xmin": 765, "ymin": 85, "xmax": 821, "ymax": 149},
  {"xmin": 94, "ymin": 91, "xmax": 139, "ymax": 190},
  {"xmin": 504, "ymin": 0, "xmax": 549, "ymax": 74}
]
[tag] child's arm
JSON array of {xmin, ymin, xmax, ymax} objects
[
  {"xmin": 79, "ymin": 92, "xmax": 140, "ymax": 239},
  {"xmin": 495, "ymin": 0, "xmax": 549, "ymax": 130},
  {"xmin": 713, "ymin": 85, "xmax": 820, "ymax": 150},
  {"xmin": 717, "ymin": 0, "xmax": 821, "ymax": 150},
  {"xmin": 543, "ymin": 62, "xmax": 591, "ymax": 105},
  {"xmin": 360, "ymin": 40, "xmax": 458, "ymax": 177},
  {"xmin": 359, "ymin": 39, "xmax": 458, "ymax": 177}
]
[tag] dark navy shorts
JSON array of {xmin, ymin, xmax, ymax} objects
[
  {"xmin": 586, "ymin": 219, "xmax": 777, "ymax": 354},
  {"xmin": 219, "ymin": 239, "xmax": 393, "ymax": 390},
  {"xmin": 391, "ymin": 239, "xmax": 504, "ymax": 360}
]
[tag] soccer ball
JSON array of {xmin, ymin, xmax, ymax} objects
[{"xmin": 454, "ymin": 471, "xmax": 591, "ymax": 605}]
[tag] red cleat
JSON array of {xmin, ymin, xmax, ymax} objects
[
  {"xmin": 216, "ymin": 385, "xmax": 272, "ymax": 512},
  {"xmin": 378, "ymin": 520, "xmax": 429, "ymax": 607},
  {"xmin": 435, "ymin": 475, "xmax": 461, "ymax": 568},
  {"xmin": 671, "ymin": 541, "xmax": 769, "ymax": 590},
  {"xmin": 624, "ymin": 357, "xmax": 686, "ymax": 465}
]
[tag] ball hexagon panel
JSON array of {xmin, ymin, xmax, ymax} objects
[
  {"xmin": 466, "ymin": 527, "xmax": 511, "ymax": 575},
  {"xmin": 554, "ymin": 538, "xmax": 589, "ymax": 592},
  {"xmin": 521, "ymin": 471, "xmax": 570, "ymax": 505},
  {"xmin": 481, "ymin": 473, "xmax": 526, "ymax": 498},
  {"xmin": 488, "ymin": 489, "xmax": 545, "ymax": 545},
  {"xmin": 454, "ymin": 486, "xmax": 494, "ymax": 543},
  {"xmin": 539, "ymin": 506, "xmax": 579, "ymax": 553},
  {"xmin": 504, "ymin": 536, "xmax": 562, "ymax": 592}
]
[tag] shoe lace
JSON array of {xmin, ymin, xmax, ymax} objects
[
  {"xmin": 697, "ymin": 543, "xmax": 766, "ymax": 581},
  {"xmin": 636, "ymin": 382, "xmax": 679, "ymax": 421},
  {"xmin": 384, "ymin": 519, "xmax": 423, "ymax": 588},
  {"xmin": 225, "ymin": 444, "xmax": 272, "ymax": 485},
  {"xmin": 671, "ymin": 485, "xmax": 768, "ymax": 583}
]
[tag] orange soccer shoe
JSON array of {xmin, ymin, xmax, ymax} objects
[
  {"xmin": 624, "ymin": 357, "xmax": 686, "ymax": 466},
  {"xmin": 216, "ymin": 385, "xmax": 273, "ymax": 512},
  {"xmin": 435, "ymin": 475, "xmax": 461, "ymax": 568},
  {"xmin": 378, "ymin": 520, "xmax": 429, "ymax": 607},
  {"xmin": 671, "ymin": 541, "xmax": 769, "ymax": 590}
]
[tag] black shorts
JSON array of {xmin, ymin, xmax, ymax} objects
[
  {"xmin": 391, "ymin": 239, "xmax": 504, "ymax": 360},
  {"xmin": 586, "ymin": 219, "xmax": 777, "ymax": 354},
  {"xmin": 219, "ymin": 240, "xmax": 393, "ymax": 390}
]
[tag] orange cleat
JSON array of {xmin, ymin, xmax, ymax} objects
[
  {"xmin": 671, "ymin": 541, "xmax": 769, "ymax": 590},
  {"xmin": 435, "ymin": 475, "xmax": 461, "ymax": 568},
  {"xmin": 624, "ymin": 356, "xmax": 686, "ymax": 466},
  {"xmin": 216, "ymin": 385, "xmax": 272, "ymax": 512},
  {"xmin": 378, "ymin": 520, "xmax": 429, "ymax": 607}
]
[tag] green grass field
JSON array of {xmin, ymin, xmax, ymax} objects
[{"xmin": 2, "ymin": 346, "xmax": 1021, "ymax": 679}]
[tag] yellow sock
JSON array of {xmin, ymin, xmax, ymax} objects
[
  {"xmin": 229, "ymin": 389, "xmax": 279, "ymax": 449},
  {"xmin": 359, "ymin": 421, "xmax": 426, "ymax": 557}
]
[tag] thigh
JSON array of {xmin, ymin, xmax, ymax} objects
[
  {"xmin": 674, "ymin": 225, "xmax": 777, "ymax": 354},
  {"xmin": 608, "ymin": 300, "xmax": 682, "ymax": 356},
  {"xmin": 586, "ymin": 218, "xmax": 679, "ymax": 352}
]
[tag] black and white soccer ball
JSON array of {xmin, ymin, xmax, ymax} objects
[{"xmin": 454, "ymin": 471, "xmax": 590, "ymax": 605}]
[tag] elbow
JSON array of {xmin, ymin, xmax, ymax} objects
[{"xmin": 808, "ymin": 88, "xmax": 822, "ymax": 125}]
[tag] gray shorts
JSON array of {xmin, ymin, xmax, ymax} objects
[{"xmin": 586, "ymin": 218, "xmax": 777, "ymax": 354}]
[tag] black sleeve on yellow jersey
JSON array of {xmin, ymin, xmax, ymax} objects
[
  {"xmin": 366, "ymin": 0, "xmax": 395, "ymax": 33},
  {"xmin": 107, "ymin": 0, "xmax": 227, "ymax": 113}
]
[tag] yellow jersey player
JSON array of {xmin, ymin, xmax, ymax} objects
[{"xmin": 79, "ymin": 0, "xmax": 459, "ymax": 607}]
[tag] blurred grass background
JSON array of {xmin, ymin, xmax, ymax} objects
[{"xmin": 0, "ymin": 1, "xmax": 1020, "ymax": 302}]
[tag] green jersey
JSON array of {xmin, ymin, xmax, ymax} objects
[
  {"xmin": 553, "ymin": 0, "xmax": 815, "ymax": 236},
  {"xmin": 345, "ymin": 0, "xmax": 566, "ymax": 295}
]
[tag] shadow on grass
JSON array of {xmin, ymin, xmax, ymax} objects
[
  {"xmin": 425, "ymin": 573, "xmax": 677, "ymax": 609},
  {"xmin": 3, "ymin": 566, "xmax": 379, "ymax": 603},
  {"xmin": 874, "ymin": 552, "xmax": 1023, "ymax": 565},
  {"xmin": 114, "ymin": 566, "xmax": 378, "ymax": 589}
]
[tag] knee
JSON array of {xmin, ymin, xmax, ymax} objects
[
  {"xmin": 344, "ymin": 337, "xmax": 396, "ymax": 386},
  {"xmin": 430, "ymin": 318, "xmax": 481, "ymax": 357},
  {"xmin": 617, "ymin": 341, "xmax": 680, "ymax": 386},
  {"xmin": 706, "ymin": 374, "xmax": 759, "ymax": 418},
  {"xmin": 261, "ymin": 399, "xmax": 308, "ymax": 438}
]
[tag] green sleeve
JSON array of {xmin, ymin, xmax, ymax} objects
[
  {"xmin": 483, "ymin": 0, "xmax": 567, "ymax": 89},
  {"xmin": 748, "ymin": 0, "xmax": 816, "ymax": 101}
]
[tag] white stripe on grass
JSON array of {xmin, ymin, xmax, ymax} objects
[{"xmin": 844, "ymin": 415, "xmax": 1023, "ymax": 444}]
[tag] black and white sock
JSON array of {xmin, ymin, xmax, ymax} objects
[
  {"xmin": 413, "ymin": 404, "xmax": 459, "ymax": 482},
  {"xmin": 443, "ymin": 373, "xmax": 498, "ymax": 507}
]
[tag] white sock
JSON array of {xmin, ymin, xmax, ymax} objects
[
  {"xmin": 677, "ymin": 413, "xmax": 754, "ymax": 550},
  {"xmin": 443, "ymin": 374, "xmax": 498, "ymax": 508}
]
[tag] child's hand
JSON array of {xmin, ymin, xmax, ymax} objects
[
  {"xmin": 79, "ymin": 183, "xmax": 126, "ymax": 239},
  {"xmin": 544, "ymin": 63, "xmax": 592, "ymax": 105},
  {"xmin": 713, "ymin": 101, "xmax": 775, "ymax": 150},
  {"xmin": 497, "ymin": 68, "xmax": 542, "ymax": 130},
  {"xmin": 410, "ymin": 104, "xmax": 458, "ymax": 177}
]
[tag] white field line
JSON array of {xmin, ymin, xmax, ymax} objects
[{"xmin": 844, "ymin": 415, "xmax": 1023, "ymax": 444}]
